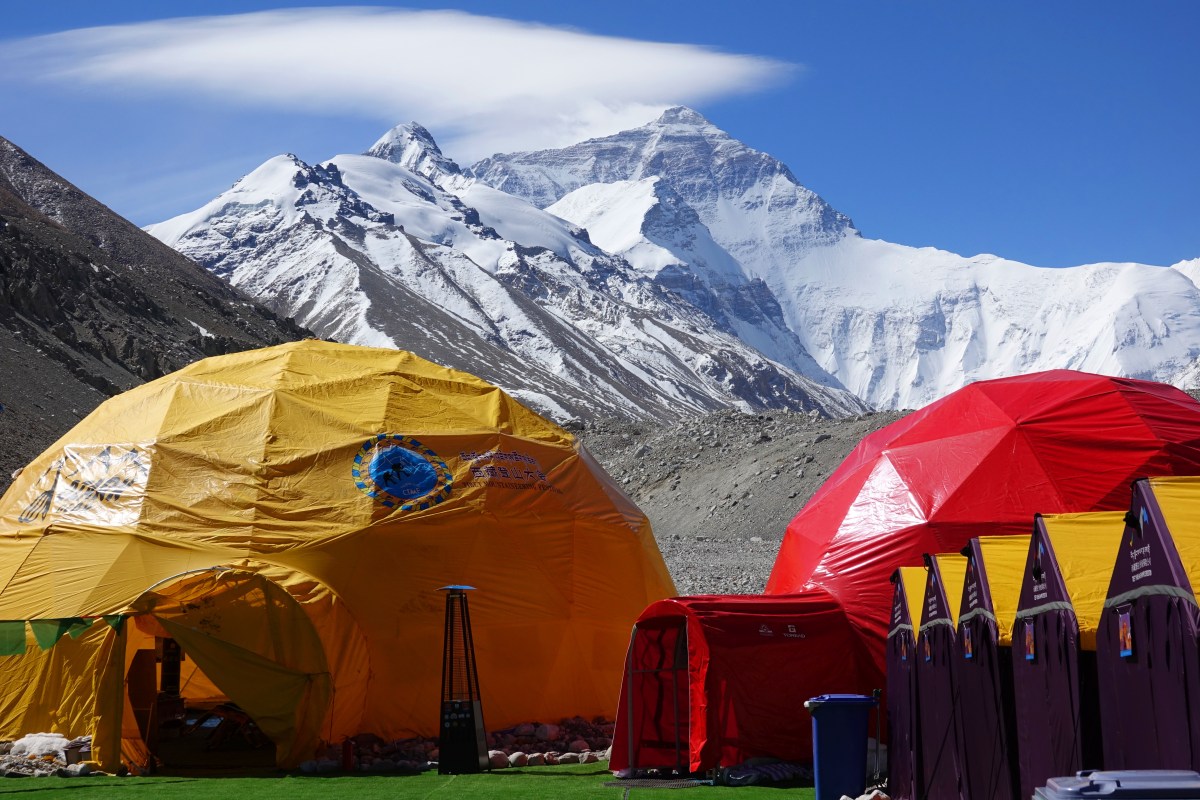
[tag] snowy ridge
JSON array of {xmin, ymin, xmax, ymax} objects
[
  {"xmin": 546, "ymin": 177, "xmax": 835, "ymax": 383},
  {"xmin": 472, "ymin": 107, "xmax": 1200, "ymax": 409},
  {"xmin": 149, "ymin": 107, "xmax": 1200, "ymax": 415},
  {"xmin": 148, "ymin": 127, "xmax": 867, "ymax": 422}
]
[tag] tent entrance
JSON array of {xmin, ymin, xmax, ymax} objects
[
  {"xmin": 124, "ymin": 568, "xmax": 333, "ymax": 771},
  {"xmin": 125, "ymin": 635, "xmax": 273, "ymax": 771},
  {"xmin": 625, "ymin": 619, "xmax": 690, "ymax": 771}
]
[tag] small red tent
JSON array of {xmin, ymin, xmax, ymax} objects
[
  {"xmin": 766, "ymin": 370, "xmax": 1200, "ymax": 689},
  {"xmin": 610, "ymin": 590, "xmax": 877, "ymax": 774}
]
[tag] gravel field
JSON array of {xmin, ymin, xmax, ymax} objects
[{"xmin": 578, "ymin": 408, "xmax": 909, "ymax": 596}]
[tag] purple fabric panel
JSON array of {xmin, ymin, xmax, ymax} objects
[
  {"xmin": 916, "ymin": 620, "xmax": 963, "ymax": 799},
  {"xmin": 887, "ymin": 623, "xmax": 920, "ymax": 800},
  {"xmin": 1107, "ymin": 481, "xmax": 1194, "ymax": 599},
  {"xmin": 1018, "ymin": 520, "xmax": 1071, "ymax": 610},
  {"xmin": 1012, "ymin": 609, "xmax": 1084, "ymax": 800},
  {"xmin": 957, "ymin": 540, "xmax": 1018, "ymax": 800},
  {"xmin": 921, "ymin": 559, "xmax": 954, "ymax": 627},
  {"xmin": 915, "ymin": 558, "xmax": 963, "ymax": 799},
  {"xmin": 961, "ymin": 540, "xmax": 993, "ymax": 622},
  {"xmin": 887, "ymin": 574, "xmax": 921, "ymax": 800},
  {"xmin": 890, "ymin": 571, "xmax": 912, "ymax": 637},
  {"xmin": 1096, "ymin": 594, "xmax": 1200, "ymax": 768},
  {"xmin": 957, "ymin": 613, "xmax": 1019, "ymax": 800},
  {"xmin": 1096, "ymin": 481, "xmax": 1200, "ymax": 769}
]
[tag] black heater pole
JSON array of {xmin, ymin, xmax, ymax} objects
[{"xmin": 438, "ymin": 585, "xmax": 489, "ymax": 774}]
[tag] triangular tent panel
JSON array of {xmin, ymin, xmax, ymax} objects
[
  {"xmin": 955, "ymin": 535, "xmax": 1028, "ymax": 800},
  {"xmin": 1097, "ymin": 476, "xmax": 1200, "ymax": 770},
  {"xmin": 887, "ymin": 566, "xmax": 927, "ymax": 800},
  {"xmin": 915, "ymin": 554, "xmax": 966, "ymax": 800},
  {"xmin": 1012, "ymin": 511, "xmax": 1124, "ymax": 800}
]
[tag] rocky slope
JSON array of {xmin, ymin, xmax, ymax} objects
[
  {"xmin": 0, "ymin": 136, "xmax": 307, "ymax": 494},
  {"xmin": 577, "ymin": 408, "xmax": 907, "ymax": 595}
]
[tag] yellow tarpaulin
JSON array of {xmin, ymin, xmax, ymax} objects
[
  {"xmin": 899, "ymin": 566, "xmax": 925, "ymax": 628},
  {"xmin": 1146, "ymin": 477, "xmax": 1200, "ymax": 587},
  {"xmin": 0, "ymin": 340, "xmax": 676, "ymax": 769},
  {"xmin": 934, "ymin": 554, "xmax": 968, "ymax": 626},
  {"xmin": 1036, "ymin": 511, "xmax": 1126, "ymax": 649},
  {"xmin": 975, "ymin": 536, "xmax": 1030, "ymax": 646}
]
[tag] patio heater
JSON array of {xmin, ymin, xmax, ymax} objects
[{"xmin": 438, "ymin": 585, "xmax": 489, "ymax": 774}]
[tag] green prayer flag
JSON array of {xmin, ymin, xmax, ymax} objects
[
  {"xmin": 0, "ymin": 621, "xmax": 25, "ymax": 656},
  {"xmin": 28, "ymin": 619, "xmax": 71, "ymax": 651},
  {"xmin": 101, "ymin": 615, "xmax": 126, "ymax": 633},
  {"xmin": 66, "ymin": 618, "xmax": 93, "ymax": 639}
]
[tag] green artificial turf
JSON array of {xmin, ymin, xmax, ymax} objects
[{"xmin": 0, "ymin": 763, "xmax": 818, "ymax": 799}]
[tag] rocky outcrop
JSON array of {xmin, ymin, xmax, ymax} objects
[{"xmin": 0, "ymin": 136, "xmax": 307, "ymax": 494}]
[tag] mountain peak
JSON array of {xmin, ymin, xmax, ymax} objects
[
  {"xmin": 653, "ymin": 106, "xmax": 712, "ymax": 127},
  {"xmin": 366, "ymin": 122, "xmax": 461, "ymax": 183}
]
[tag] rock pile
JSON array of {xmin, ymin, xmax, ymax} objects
[
  {"xmin": 579, "ymin": 409, "xmax": 908, "ymax": 595},
  {"xmin": 299, "ymin": 716, "xmax": 614, "ymax": 773},
  {"xmin": 0, "ymin": 734, "xmax": 100, "ymax": 778},
  {"xmin": 483, "ymin": 716, "xmax": 612, "ymax": 768}
]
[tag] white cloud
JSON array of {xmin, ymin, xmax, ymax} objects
[{"xmin": 1, "ymin": 7, "xmax": 796, "ymax": 161}]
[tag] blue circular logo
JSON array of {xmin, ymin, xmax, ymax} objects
[
  {"xmin": 353, "ymin": 435, "xmax": 452, "ymax": 511},
  {"xmin": 370, "ymin": 445, "xmax": 438, "ymax": 499}
]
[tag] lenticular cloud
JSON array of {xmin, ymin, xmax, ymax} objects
[{"xmin": 0, "ymin": 8, "xmax": 795, "ymax": 160}]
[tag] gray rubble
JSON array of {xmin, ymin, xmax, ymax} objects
[{"xmin": 578, "ymin": 409, "xmax": 908, "ymax": 596}]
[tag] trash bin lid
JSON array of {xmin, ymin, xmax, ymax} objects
[
  {"xmin": 1039, "ymin": 770, "xmax": 1200, "ymax": 798},
  {"xmin": 803, "ymin": 693, "xmax": 878, "ymax": 710}
]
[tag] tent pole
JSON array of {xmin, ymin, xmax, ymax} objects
[
  {"xmin": 141, "ymin": 566, "xmax": 231, "ymax": 595},
  {"xmin": 94, "ymin": 621, "xmax": 128, "ymax": 772}
]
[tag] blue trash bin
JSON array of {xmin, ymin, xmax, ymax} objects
[
  {"xmin": 805, "ymin": 693, "xmax": 878, "ymax": 800},
  {"xmin": 1035, "ymin": 770, "xmax": 1200, "ymax": 798}
]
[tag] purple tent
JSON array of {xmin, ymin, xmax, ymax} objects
[
  {"xmin": 1096, "ymin": 477, "xmax": 1200, "ymax": 770},
  {"xmin": 955, "ymin": 535, "xmax": 1027, "ymax": 800},
  {"xmin": 1012, "ymin": 512, "xmax": 1122, "ymax": 800},
  {"xmin": 915, "ymin": 554, "xmax": 966, "ymax": 800},
  {"xmin": 887, "ymin": 567, "xmax": 926, "ymax": 800}
]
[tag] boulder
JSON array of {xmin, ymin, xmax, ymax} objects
[
  {"xmin": 534, "ymin": 723, "xmax": 560, "ymax": 740},
  {"xmin": 488, "ymin": 750, "xmax": 509, "ymax": 769},
  {"xmin": 508, "ymin": 752, "xmax": 528, "ymax": 768}
]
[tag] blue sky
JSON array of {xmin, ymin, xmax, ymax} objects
[{"xmin": 0, "ymin": 1, "xmax": 1196, "ymax": 268}]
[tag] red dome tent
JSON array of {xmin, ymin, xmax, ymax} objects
[{"xmin": 766, "ymin": 371, "xmax": 1200, "ymax": 687}]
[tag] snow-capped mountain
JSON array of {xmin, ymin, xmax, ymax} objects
[
  {"xmin": 471, "ymin": 107, "xmax": 1200, "ymax": 409},
  {"xmin": 147, "ymin": 123, "xmax": 867, "ymax": 422}
]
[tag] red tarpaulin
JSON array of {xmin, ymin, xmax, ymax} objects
[
  {"xmin": 610, "ymin": 590, "xmax": 877, "ymax": 774},
  {"xmin": 766, "ymin": 370, "xmax": 1200, "ymax": 692}
]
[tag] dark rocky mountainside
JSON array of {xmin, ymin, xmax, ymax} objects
[{"xmin": 0, "ymin": 136, "xmax": 307, "ymax": 493}]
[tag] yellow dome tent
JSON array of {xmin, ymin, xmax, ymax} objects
[{"xmin": 0, "ymin": 340, "xmax": 675, "ymax": 770}]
